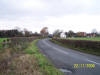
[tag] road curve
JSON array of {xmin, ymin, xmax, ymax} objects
[{"xmin": 37, "ymin": 39, "xmax": 100, "ymax": 75}]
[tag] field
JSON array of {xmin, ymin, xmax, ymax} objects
[
  {"xmin": 67, "ymin": 37, "xmax": 100, "ymax": 41},
  {"xmin": 0, "ymin": 38, "xmax": 7, "ymax": 43},
  {"xmin": 0, "ymin": 38, "xmax": 8, "ymax": 49}
]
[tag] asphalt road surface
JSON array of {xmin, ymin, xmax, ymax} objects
[{"xmin": 37, "ymin": 39, "xmax": 100, "ymax": 75}]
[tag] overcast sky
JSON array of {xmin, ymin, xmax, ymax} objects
[{"xmin": 0, "ymin": 0, "xmax": 100, "ymax": 33}]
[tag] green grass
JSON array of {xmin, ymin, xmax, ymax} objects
[
  {"xmin": 50, "ymin": 39, "xmax": 100, "ymax": 56},
  {"xmin": 0, "ymin": 38, "xmax": 8, "ymax": 48},
  {"xmin": 67, "ymin": 37, "xmax": 100, "ymax": 41},
  {"xmin": 0, "ymin": 38, "xmax": 7, "ymax": 43},
  {"xmin": 25, "ymin": 39, "xmax": 64, "ymax": 75}
]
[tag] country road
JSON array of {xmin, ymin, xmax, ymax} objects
[{"xmin": 37, "ymin": 39, "xmax": 100, "ymax": 75}]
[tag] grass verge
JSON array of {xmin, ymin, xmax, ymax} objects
[
  {"xmin": 0, "ymin": 38, "xmax": 64, "ymax": 75},
  {"xmin": 50, "ymin": 39, "xmax": 100, "ymax": 56},
  {"xmin": 25, "ymin": 39, "xmax": 64, "ymax": 75},
  {"xmin": 0, "ymin": 37, "xmax": 41, "ymax": 75},
  {"xmin": 67, "ymin": 37, "xmax": 100, "ymax": 41}
]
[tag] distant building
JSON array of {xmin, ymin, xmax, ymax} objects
[
  {"xmin": 60, "ymin": 32, "xmax": 66, "ymax": 38},
  {"xmin": 87, "ymin": 33, "xmax": 96, "ymax": 37},
  {"xmin": 76, "ymin": 32, "xmax": 87, "ymax": 37}
]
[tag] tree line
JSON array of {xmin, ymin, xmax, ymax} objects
[{"xmin": 0, "ymin": 29, "xmax": 40, "ymax": 38}]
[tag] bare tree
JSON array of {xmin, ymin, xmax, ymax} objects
[
  {"xmin": 24, "ymin": 28, "xmax": 31, "ymax": 37},
  {"xmin": 53, "ymin": 29, "xmax": 62, "ymax": 37},
  {"xmin": 67, "ymin": 30, "xmax": 75, "ymax": 37},
  {"xmin": 14, "ymin": 26, "xmax": 21, "ymax": 32},
  {"xmin": 65, "ymin": 32, "xmax": 68, "ymax": 37}
]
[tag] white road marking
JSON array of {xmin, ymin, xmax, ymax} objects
[
  {"xmin": 42, "ymin": 40, "xmax": 51, "ymax": 47},
  {"xmin": 87, "ymin": 59, "xmax": 100, "ymax": 66},
  {"xmin": 42, "ymin": 40, "xmax": 69, "ymax": 55},
  {"xmin": 59, "ymin": 69, "xmax": 72, "ymax": 73},
  {"xmin": 52, "ymin": 47, "xmax": 69, "ymax": 54}
]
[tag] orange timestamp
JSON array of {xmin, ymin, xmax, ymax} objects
[{"xmin": 74, "ymin": 64, "xmax": 95, "ymax": 68}]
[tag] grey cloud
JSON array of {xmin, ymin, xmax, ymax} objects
[{"xmin": 0, "ymin": 0, "xmax": 100, "ymax": 21}]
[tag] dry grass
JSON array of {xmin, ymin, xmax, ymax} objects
[
  {"xmin": 7, "ymin": 54, "xmax": 42, "ymax": 75},
  {"xmin": 0, "ymin": 48, "xmax": 11, "ymax": 60},
  {"xmin": 0, "ymin": 54, "xmax": 42, "ymax": 75},
  {"xmin": 0, "ymin": 37, "xmax": 41, "ymax": 75},
  {"xmin": 0, "ymin": 48, "xmax": 12, "ymax": 75}
]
